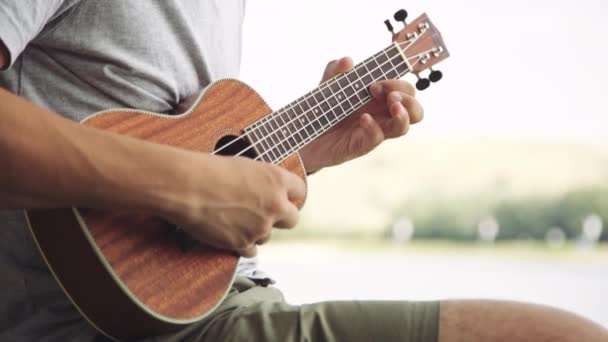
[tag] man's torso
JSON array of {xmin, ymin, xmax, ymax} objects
[{"xmin": 0, "ymin": 1, "xmax": 245, "ymax": 340}]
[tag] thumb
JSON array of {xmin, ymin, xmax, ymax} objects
[
  {"xmin": 238, "ymin": 245, "xmax": 257, "ymax": 258},
  {"xmin": 321, "ymin": 57, "xmax": 354, "ymax": 82}
]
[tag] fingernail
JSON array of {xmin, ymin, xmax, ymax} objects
[
  {"xmin": 398, "ymin": 104, "xmax": 407, "ymax": 117},
  {"xmin": 370, "ymin": 83, "xmax": 383, "ymax": 98},
  {"xmin": 389, "ymin": 92, "xmax": 402, "ymax": 102}
]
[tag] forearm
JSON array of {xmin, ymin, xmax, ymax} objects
[{"xmin": 0, "ymin": 88, "xmax": 195, "ymax": 215}]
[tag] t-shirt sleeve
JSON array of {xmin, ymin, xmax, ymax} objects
[{"xmin": 0, "ymin": 0, "xmax": 78, "ymax": 69}]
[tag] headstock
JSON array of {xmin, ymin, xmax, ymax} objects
[{"xmin": 385, "ymin": 10, "xmax": 450, "ymax": 91}]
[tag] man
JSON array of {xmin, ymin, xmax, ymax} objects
[{"xmin": 0, "ymin": 1, "xmax": 606, "ymax": 341}]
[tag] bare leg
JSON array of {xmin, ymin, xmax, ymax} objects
[{"xmin": 439, "ymin": 300, "xmax": 608, "ymax": 342}]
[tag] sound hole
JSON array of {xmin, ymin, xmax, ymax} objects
[{"xmin": 214, "ymin": 134, "xmax": 258, "ymax": 159}]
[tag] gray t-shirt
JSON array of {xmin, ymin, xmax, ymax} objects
[{"xmin": 0, "ymin": 1, "xmax": 248, "ymax": 340}]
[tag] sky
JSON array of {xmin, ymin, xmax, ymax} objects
[{"xmin": 240, "ymin": 0, "xmax": 608, "ymax": 145}]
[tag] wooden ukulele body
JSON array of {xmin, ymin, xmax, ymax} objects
[{"xmin": 25, "ymin": 79, "xmax": 308, "ymax": 341}]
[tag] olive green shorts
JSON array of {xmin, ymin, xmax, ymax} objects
[{"xmin": 123, "ymin": 277, "xmax": 439, "ymax": 342}]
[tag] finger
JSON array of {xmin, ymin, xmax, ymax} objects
[
  {"xmin": 256, "ymin": 230, "xmax": 273, "ymax": 245},
  {"xmin": 386, "ymin": 91, "xmax": 423, "ymax": 123},
  {"xmin": 238, "ymin": 245, "xmax": 257, "ymax": 258},
  {"xmin": 283, "ymin": 170, "xmax": 306, "ymax": 203},
  {"xmin": 399, "ymin": 93, "xmax": 424, "ymax": 124},
  {"xmin": 370, "ymin": 79, "xmax": 416, "ymax": 99},
  {"xmin": 274, "ymin": 201, "xmax": 300, "ymax": 229},
  {"xmin": 321, "ymin": 57, "xmax": 354, "ymax": 82},
  {"xmin": 359, "ymin": 114, "xmax": 385, "ymax": 149},
  {"xmin": 385, "ymin": 95, "xmax": 410, "ymax": 138}
]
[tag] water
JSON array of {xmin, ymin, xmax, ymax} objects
[{"xmin": 259, "ymin": 242, "xmax": 608, "ymax": 327}]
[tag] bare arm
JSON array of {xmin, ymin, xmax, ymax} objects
[
  {"xmin": 0, "ymin": 41, "xmax": 304, "ymax": 256},
  {"xmin": 0, "ymin": 87, "xmax": 203, "ymax": 212}
]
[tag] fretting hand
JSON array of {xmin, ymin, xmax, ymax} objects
[{"xmin": 299, "ymin": 57, "xmax": 424, "ymax": 173}]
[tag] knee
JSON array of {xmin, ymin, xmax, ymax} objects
[{"xmin": 439, "ymin": 300, "xmax": 608, "ymax": 342}]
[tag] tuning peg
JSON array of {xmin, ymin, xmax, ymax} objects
[
  {"xmin": 429, "ymin": 69, "xmax": 443, "ymax": 83},
  {"xmin": 416, "ymin": 76, "xmax": 431, "ymax": 91},
  {"xmin": 394, "ymin": 9, "xmax": 408, "ymax": 25},
  {"xmin": 384, "ymin": 20, "xmax": 395, "ymax": 35}
]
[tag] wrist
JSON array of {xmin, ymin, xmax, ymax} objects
[
  {"xmin": 151, "ymin": 149, "xmax": 210, "ymax": 220},
  {"xmin": 299, "ymin": 146, "xmax": 325, "ymax": 174}
]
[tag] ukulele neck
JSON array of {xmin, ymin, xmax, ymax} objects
[
  {"xmin": 245, "ymin": 44, "xmax": 409, "ymax": 165},
  {"xmin": 245, "ymin": 13, "xmax": 449, "ymax": 165}
]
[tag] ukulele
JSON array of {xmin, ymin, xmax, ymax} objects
[{"xmin": 25, "ymin": 10, "xmax": 449, "ymax": 341}]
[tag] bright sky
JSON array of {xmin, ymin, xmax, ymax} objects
[{"xmin": 241, "ymin": 0, "xmax": 608, "ymax": 145}]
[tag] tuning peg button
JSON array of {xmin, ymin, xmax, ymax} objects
[
  {"xmin": 384, "ymin": 20, "xmax": 395, "ymax": 35},
  {"xmin": 394, "ymin": 9, "xmax": 408, "ymax": 24},
  {"xmin": 429, "ymin": 69, "xmax": 443, "ymax": 83},
  {"xmin": 416, "ymin": 78, "xmax": 430, "ymax": 91}
]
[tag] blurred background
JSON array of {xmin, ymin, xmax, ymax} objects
[{"xmin": 240, "ymin": 0, "xmax": 608, "ymax": 326}]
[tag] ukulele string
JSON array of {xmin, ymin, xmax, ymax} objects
[
  {"xmin": 246, "ymin": 46, "xmax": 406, "ymax": 161},
  {"xmin": 210, "ymin": 32, "xmax": 427, "ymax": 157},
  {"xmin": 242, "ymin": 28, "xmax": 430, "ymax": 152},
  {"xmin": 253, "ymin": 51, "xmax": 431, "ymax": 165},
  {"xmin": 245, "ymin": 49, "xmax": 430, "ymax": 164},
  {"xmin": 234, "ymin": 47, "xmax": 431, "ymax": 163}
]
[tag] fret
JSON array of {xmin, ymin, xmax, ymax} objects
[
  {"xmin": 246, "ymin": 127, "xmax": 271, "ymax": 163},
  {"xmin": 385, "ymin": 67, "xmax": 399, "ymax": 80},
  {"xmin": 376, "ymin": 52, "xmax": 389, "ymax": 68},
  {"xmin": 317, "ymin": 111, "xmax": 330, "ymax": 127},
  {"xmin": 355, "ymin": 63, "xmax": 374, "ymax": 87},
  {"xmin": 285, "ymin": 101, "xmax": 303, "ymax": 146},
  {"xmin": 377, "ymin": 49, "xmax": 394, "ymax": 78},
  {"xmin": 293, "ymin": 102, "xmax": 309, "ymax": 145},
  {"xmin": 298, "ymin": 103, "xmax": 316, "ymax": 139},
  {"xmin": 289, "ymin": 106, "xmax": 302, "ymax": 144},
  {"xmin": 337, "ymin": 76, "xmax": 350, "ymax": 89},
  {"xmin": 277, "ymin": 109, "xmax": 297, "ymax": 153},
  {"xmin": 345, "ymin": 72, "xmax": 360, "ymax": 101},
  {"xmin": 325, "ymin": 93, "xmax": 343, "ymax": 118},
  {"xmin": 336, "ymin": 91, "xmax": 350, "ymax": 114},
  {"xmin": 305, "ymin": 97, "xmax": 324, "ymax": 132},
  {"xmin": 274, "ymin": 112, "xmax": 287, "ymax": 141},
  {"xmin": 316, "ymin": 88, "xmax": 333, "ymax": 121},
  {"xmin": 378, "ymin": 55, "xmax": 397, "ymax": 80},
  {"xmin": 374, "ymin": 53, "xmax": 391, "ymax": 79},
  {"xmin": 307, "ymin": 116, "xmax": 322, "ymax": 135},
  {"xmin": 265, "ymin": 116, "xmax": 283, "ymax": 150},
  {"xmin": 294, "ymin": 102, "xmax": 314, "ymax": 146},
  {"xmin": 254, "ymin": 124, "xmax": 278, "ymax": 162},
  {"xmin": 297, "ymin": 98, "xmax": 314, "ymax": 135},
  {"xmin": 271, "ymin": 146, "xmax": 285, "ymax": 163},
  {"xmin": 387, "ymin": 46, "xmax": 409, "ymax": 75},
  {"xmin": 328, "ymin": 82, "xmax": 344, "ymax": 115},
  {"xmin": 344, "ymin": 86, "xmax": 359, "ymax": 106},
  {"xmin": 395, "ymin": 54, "xmax": 409, "ymax": 75},
  {"xmin": 260, "ymin": 118, "xmax": 282, "ymax": 162},
  {"xmin": 270, "ymin": 119, "xmax": 286, "ymax": 161},
  {"xmin": 267, "ymin": 146, "xmax": 282, "ymax": 163},
  {"xmin": 368, "ymin": 58, "xmax": 384, "ymax": 81},
  {"xmin": 331, "ymin": 76, "xmax": 348, "ymax": 111},
  {"xmin": 325, "ymin": 86, "xmax": 339, "ymax": 118},
  {"xmin": 351, "ymin": 68, "xmax": 367, "ymax": 102},
  {"xmin": 313, "ymin": 90, "xmax": 325, "ymax": 105}
]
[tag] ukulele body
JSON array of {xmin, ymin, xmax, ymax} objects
[{"xmin": 24, "ymin": 79, "xmax": 308, "ymax": 341}]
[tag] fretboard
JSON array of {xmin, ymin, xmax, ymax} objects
[{"xmin": 245, "ymin": 43, "xmax": 411, "ymax": 165}]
